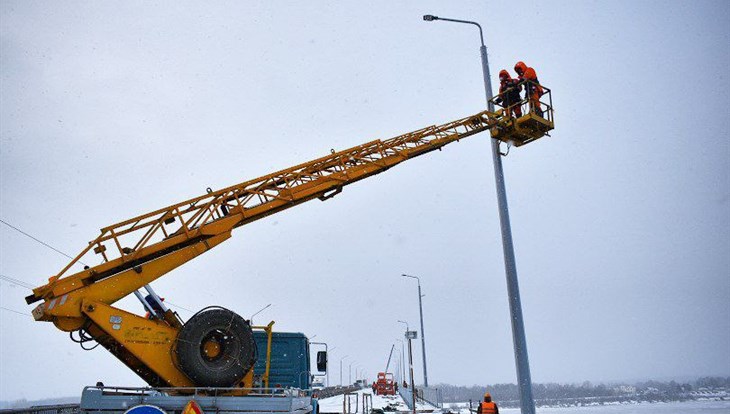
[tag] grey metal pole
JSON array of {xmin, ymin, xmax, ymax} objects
[
  {"xmin": 340, "ymin": 355, "xmax": 348, "ymax": 386},
  {"xmin": 396, "ymin": 339, "xmax": 406, "ymax": 386},
  {"xmin": 250, "ymin": 303, "xmax": 271, "ymax": 323},
  {"xmin": 349, "ymin": 361, "xmax": 355, "ymax": 385},
  {"xmin": 407, "ymin": 335, "xmax": 416, "ymax": 414},
  {"xmin": 402, "ymin": 342, "xmax": 405, "ymax": 385},
  {"xmin": 402, "ymin": 274, "xmax": 428, "ymax": 387},
  {"xmin": 480, "ymin": 42, "xmax": 536, "ymax": 414},
  {"xmin": 416, "ymin": 282, "xmax": 428, "ymax": 387},
  {"xmin": 423, "ymin": 14, "xmax": 536, "ymax": 414}
]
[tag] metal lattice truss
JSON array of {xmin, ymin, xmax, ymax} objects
[{"xmin": 30, "ymin": 110, "xmax": 493, "ymax": 301}]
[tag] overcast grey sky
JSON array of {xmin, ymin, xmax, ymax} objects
[{"xmin": 1, "ymin": 0, "xmax": 728, "ymax": 401}]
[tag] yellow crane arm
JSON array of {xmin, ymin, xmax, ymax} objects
[{"xmin": 26, "ymin": 111, "xmax": 494, "ymax": 322}]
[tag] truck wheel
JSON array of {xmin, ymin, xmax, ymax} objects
[{"xmin": 175, "ymin": 307, "xmax": 256, "ymax": 387}]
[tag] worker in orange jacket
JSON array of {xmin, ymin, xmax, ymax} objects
[
  {"xmin": 496, "ymin": 69, "xmax": 522, "ymax": 118},
  {"xmin": 477, "ymin": 392, "xmax": 499, "ymax": 414},
  {"xmin": 514, "ymin": 61, "xmax": 543, "ymax": 116}
]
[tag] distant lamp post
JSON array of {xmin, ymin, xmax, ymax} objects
[
  {"xmin": 423, "ymin": 13, "xmax": 536, "ymax": 414},
  {"xmin": 250, "ymin": 303, "xmax": 271, "ymax": 324},
  {"xmin": 340, "ymin": 355, "xmax": 349, "ymax": 386},
  {"xmin": 397, "ymin": 320, "xmax": 409, "ymax": 331},
  {"xmin": 396, "ymin": 339, "xmax": 406, "ymax": 384},
  {"xmin": 402, "ymin": 273, "xmax": 428, "ymax": 387},
  {"xmin": 405, "ymin": 329, "xmax": 418, "ymax": 414},
  {"xmin": 349, "ymin": 361, "xmax": 357, "ymax": 385}
]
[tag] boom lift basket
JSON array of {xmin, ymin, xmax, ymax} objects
[{"xmin": 489, "ymin": 80, "xmax": 554, "ymax": 147}]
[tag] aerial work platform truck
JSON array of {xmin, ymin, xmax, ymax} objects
[
  {"xmin": 374, "ymin": 372, "xmax": 396, "ymax": 396},
  {"xmin": 23, "ymin": 66, "xmax": 553, "ymax": 413}
]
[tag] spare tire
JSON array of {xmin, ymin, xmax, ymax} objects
[{"xmin": 175, "ymin": 307, "xmax": 256, "ymax": 387}]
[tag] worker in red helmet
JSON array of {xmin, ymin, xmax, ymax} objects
[
  {"xmin": 495, "ymin": 69, "xmax": 522, "ymax": 118},
  {"xmin": 514, "ymin": 61, "xmax": 543, "ymax": 116},
  {"xmin": 477, "ymin": 392, "xmax": 499, "ymax": 414}
]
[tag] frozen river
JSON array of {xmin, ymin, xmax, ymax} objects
[
  {"xmin": 457, "ymin": 400, "xmax": 730, "ymax": 414},
  {"xmin": 530, "ymin": 400, "xmax": 730, "ymax": 413},
  {"xmin": 320, "ymin": 391, "xmax": 730, "ymax": 414}
]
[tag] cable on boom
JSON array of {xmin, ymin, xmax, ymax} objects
[
  {"xmin": 0, "ymin": 274, "xmax": 34, "ymax": 289},
  {"xmin": 70, "ymin": 322, "xmax": 100, "ymax": 351},
  {"xmin": 0, "ymin": 219, "xmax": 88, "ymax": 266}
]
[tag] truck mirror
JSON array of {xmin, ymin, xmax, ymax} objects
[{"xmin": 316, "ymin": 351, "xmax": 327, "ymax": 372}]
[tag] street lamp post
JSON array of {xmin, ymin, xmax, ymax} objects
[
  {"xmin": 402, "ymin": 274, "xmax": 428, "ymax": 387},
  {"xmin": 405, "ymin": 330, "xmax": 418, "ymax": 414},
  {"xmin": 250, "ymin": 303, "xmax": 271, "ymax": 324},
  {"xmin": 423, "ymin": 14, "xmax": 536, "ymax": 414},
  {"xmin": 348, "ymin": 361, "xmax": 356, "ymax": 385},
  {"xmin": 340, "ymin": 355, "xmax": 349, "ymax": 386},
  {"xmin": 396, "ymin": 339, "xmax": 406, "ymax": 386}
]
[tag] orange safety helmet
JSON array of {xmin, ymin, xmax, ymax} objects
[
  {"xmin": 514, "ymin": 61, "xmax": 527, "ymax": 75},
  {"xmin": 498, "ymin": 69, "xmax": 510, "ymax": 80},
  {"xmin": 483, "ymin": 392, "xmax": 492, "ymax": 402}
]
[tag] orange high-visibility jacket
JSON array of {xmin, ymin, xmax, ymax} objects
[
  {"xmin": 520, "ymin": 66, "xmax": 543, "ymax": 97},
  {"xmin": 478, "ymin": 401, "xmax": 498, "ymax": 414}
]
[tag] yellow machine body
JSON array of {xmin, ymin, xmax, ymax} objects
[{"xmin": 25, "ymin": 105, "xmax": 553, "ymax": 390}]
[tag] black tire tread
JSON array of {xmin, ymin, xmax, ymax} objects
[{"xmin": 175, "ymin": 307, "xmax": 256, "ymax": 387}]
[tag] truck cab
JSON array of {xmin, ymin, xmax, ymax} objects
[
  {"xmin": 252, "ymin": 331, "xmax": 313, "ymax": 389},
  {"xmin": 79, "ymin": 329, "xmax": 326, "ymax": 414}
]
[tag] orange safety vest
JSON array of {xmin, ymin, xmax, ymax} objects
[
  {"xmin": 478, "ymin": 401, "xmax": 497, "ymax": 414},
  {"xmin": 521, "ymin": 67, "xmax": 543, "ymax": 97}
]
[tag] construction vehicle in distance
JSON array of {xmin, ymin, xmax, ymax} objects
[
  {"xmin": 373, "ymin": 345, "xmax": 397, "ymax": 395},
  {"xmin": 374, "ymin": 372, "xmax": 396, "ymax": 396},
  {"xmin": 24, "ymin": 83, "xmax": 553, "ymax": 413}
]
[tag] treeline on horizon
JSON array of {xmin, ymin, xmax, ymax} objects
[{"xmin": 431, "ymin": 376, "xmax": 730, "ymax": 405}]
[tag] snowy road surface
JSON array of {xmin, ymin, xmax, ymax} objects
[
  {"xmin": 318, "ymin": 389, "xmax": 436, "ymax": 413},
  {"xmin": 319, "ymin": 393, "xmax": 730, "ymax": 414}
]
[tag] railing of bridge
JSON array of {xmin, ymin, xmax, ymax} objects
[
  {"xmin": 417, "ymin": 387, "xmax": 443, "ymax": 408},
  {"xmin": 0, "ymin": 404, "xmax": 79, "ymax": 414}
]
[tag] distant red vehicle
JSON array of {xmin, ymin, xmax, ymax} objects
[{"xmin": 374, "ymin": 372, "xmax": 396, "ymax": 395}]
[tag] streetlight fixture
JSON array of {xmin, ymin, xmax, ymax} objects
[
  {"xmin": 396, "ymin": 338, "xmax": 406, "ymax": 385},
  {"xmin": 250, "ymin": 303, "xmax": 271, "ymax": 323},
  {"xmin": 402, "ymin": 273, "xmax": 428, "ymax": 387},
  {"xmin": 348, "ymin": 361, "xmax": 357, "ymax": 385},
  {"xmin": 340, "ymin": 355, "xmax": 349, "ymax": 386},
  {"xmin": 397, "ymin": 320, "xmax": 409, "ymax": 331},
  {"xmin": 423, "ymin": 14, "xmax": 536, "ymax": 414}
]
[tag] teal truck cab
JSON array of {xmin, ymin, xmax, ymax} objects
[{"xmin": 252, "ymin": 330, "xmax": 316, "ymax": 390}]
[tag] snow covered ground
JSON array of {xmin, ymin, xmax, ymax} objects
[
  {"xmin": 443, "ymin": 400, "xmax": 730, "ymax": 414},
  {"xmin": 318, "ymin": 389, "xmax": 436, "ymax": 413},
  {"xmin": 320, "ymin": 392, "xmax": 730, "ymax": 414}
]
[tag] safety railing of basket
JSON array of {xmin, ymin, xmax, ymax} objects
[{"xmin": 490, "ymin": 79, "xmax": 553, "ymax": 124}]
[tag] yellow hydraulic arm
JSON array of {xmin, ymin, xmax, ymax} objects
[
  {"xmin": 22, "ymin": 109, "xmax": 518, "ymax": 389},
  {"xmin": 25, "ymin": 111, "xmax": 495, "ymax": 312}
]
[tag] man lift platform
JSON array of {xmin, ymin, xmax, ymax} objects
[{"xmin": 488, "ymin": 80, "xmax": 554, "ymax": 148}]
